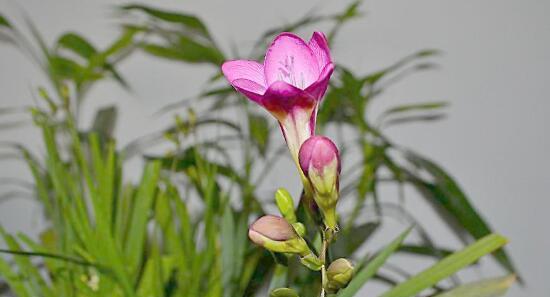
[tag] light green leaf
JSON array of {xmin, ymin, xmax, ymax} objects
[
  {"xmin": 57, "ymin": 32, "xmax": 97, "ymax": 58},
  {"xmin": 337, "ymin": 227, "xmax": 412, "ymax": 297},
  {"xmin": 270, "ymin": 287, "xmax": 299, "ymax": 297},
  {"xmin": 379, "ymin": 234, "xmax": 508, "ymax": 297},
  {"xmin": 433, "ymin": 275, "xmax": 516, "ymax": 297}
]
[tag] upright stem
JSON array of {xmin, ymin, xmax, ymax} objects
[{"xmin": 320, "ymin": 230, "xmax": 330, "ymax": 297}]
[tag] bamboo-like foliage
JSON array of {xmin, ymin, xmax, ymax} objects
[{"xmin": 0, "ymin": 2, "xmax": 517, "ymax": 296}]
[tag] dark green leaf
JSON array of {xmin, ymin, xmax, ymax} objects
[
  {"xmin": 337, "ymin": 227, "xmax": 412, "ymax": 297},
  {"xmin": 332, "ymin": 222, "xmax": 379, "ymax": 258},
  {"xmin": 403, "ymin": 151, "xmax": 519, "ymax": 277},
  {"xmin": 57, "ymin": 32, "xmax": 97, "ymax": 58},
  {"xmin": 0, "ymin": 14, "xmax": 12, "ymax": 28},
  {"xmin": 248, "ymin": 114, "xmax": 270, "ymax": 156},
  {"xmin": 90, "ymin": 105, "xmax": 117, "ymax": 138},
  {"xmin": 120, "ymin": 4, "xmax": 211, "ymax": 38},
  {"xmin": 142, "ymin": 37, "xmax": 223, "ymax": 65}
]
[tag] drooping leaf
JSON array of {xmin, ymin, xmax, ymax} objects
[
  {"xmin": 120, "ymin": 4, "xmax": 211, "ymax": 38},
  {"xmin": 56, "ymin": 32, "xmax": 97, "ymax": 58},
  {"xmin": 379, "ymin": 234, "xmax": 508, "ymax": 297},
  {"xmin": 142, "ymin": 36, "xmax": 224, "ymax": 65},
  {"xmin": 403, "ymin": 150, "xmax": 519, "ymax": 277}
]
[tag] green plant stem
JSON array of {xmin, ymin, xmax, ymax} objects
[{"xmin": 320, "ymin": 230, "xmax": 330, "ymax": 297}]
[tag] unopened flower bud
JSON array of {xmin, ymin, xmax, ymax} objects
[
  {"xmin": 275, "ymin": 188, "xmax": 297, "ymax": 224},
  {"xmin": 326, "ymin": 258, "xmax": 354, "ymax": 293},
  {"xmin": 248, "ymin": 215, "xmax": 309, "ymax": 255},
  {"xmin": 298, "ymin": 136, "xmax": 341, "ymax": 230}
]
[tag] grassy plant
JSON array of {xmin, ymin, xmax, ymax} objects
[{"xmin": 0, "ymin": 2, "xmax": 518, "ymax": 296}]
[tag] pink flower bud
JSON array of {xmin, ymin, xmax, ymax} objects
[
  {"xmin": 298, "ymin": 136, "xmax": 341, "ymax": 230},
  {"xmin": 248, "ymin": 215, "xmax": 297, "ymax": 245},
  {"xmin": 299, "ymin": 136, "xmax": 341, "ymax": 179}
]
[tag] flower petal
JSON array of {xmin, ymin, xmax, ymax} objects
[
  {"xmin": 262, "ymin": 81, "xmax": 315, "ymax": 114},
  {"xmin": 231, "ymin": 79, "xmax": 266, "ymax": 104},
  {"xmin": 264, "ymin": 33, "xmax": 320, "ymax": 90},
  {"xmin": 308, "ymin": 32, "xmax": 331, "ymax": 69},
  {"xmin": 222, "ymin": 60, "xmax": 266, "ymax": 87},
  {"xmin": 305, "ymin": 63, "xmax": 335, "ymax": 100}
]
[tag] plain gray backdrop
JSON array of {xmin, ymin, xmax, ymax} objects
[{"xmin": 0, "ymin": 0, "xmax": 549, "ymax": 296}]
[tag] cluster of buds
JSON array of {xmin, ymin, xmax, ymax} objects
[{"xmin": 223, "ymin": 31, "xmax": 353, "ymax": 295}]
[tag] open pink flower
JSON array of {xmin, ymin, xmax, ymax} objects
[{"xmin": 222, "ymin": 32, "xmax": 334, "ymax": 163}]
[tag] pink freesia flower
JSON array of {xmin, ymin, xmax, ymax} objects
[{"xmin": 222, "ymin": 32, "xmax": 334, "ymax": 164}]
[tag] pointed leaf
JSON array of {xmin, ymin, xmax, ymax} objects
[{"xmin": 379, "ymin": 234, "xmax": 508, "ymax": 297}]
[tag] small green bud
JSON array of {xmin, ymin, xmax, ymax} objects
[
  {"xmin": 326, "ymin": 258, "xmax": 354, "ymax": 293},
  {"xmin": 270, "ymin": 288, "xmax": 299, "ymax": 297},
  {"xmin": 275, "ymin": 188, "xmax": 297, "ymax": 223}
]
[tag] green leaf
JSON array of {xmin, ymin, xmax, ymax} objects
[
  {"xmin": 382, "ymin": 102, "xmax": 448, "ymax": 116},
  {"xmin": 248, "ymin": 114, "xmax": 270, "ymax": 156},
  {"xmin": 0, "ymin": 14, "xmax": 12, "ymax": 28},
  {"xmin": 120, "ymin": 4, "xmax": 211, "ymax": 38},
  {"xmin": 337, "ymin": 227, "xmax": 412, "ymax": 297},
  {"xmin": 270, "ymin": 287, "xmax": 300, "ymax": 297},
  {"xmin": 124, "ymin": 161, "xmax": 161, "ymax": 279},
  {"xmin": 90, "ymin": 105, "xmax": 117, "ymax": 138},
  {"xmin": 404, "ymin": 151, "xmax": 519, "ymax": 276},
  {"xmin": 332, "ymin": 222, "xmax": 379, "ymax": 258},
  {"xmin": 221, "ymin": 204, "xmax": 236, "ymax": 296},
  {"xmin": 379, "ymin": 234, "xmax": 508, "ymax": 297},
  {"xmin": 142, "ymin": 36, "xmax": 224, "ymax": 65},
  {"xmin": 433, "ymin": 275, "xmax": 515, "ymax": 297},
  {"xmin": 57, "ymin": 32, "xmax": 97, "ymax": 58},
  {"xmin": 397, "ymin": 244, "xmax": 454, "ymax": 259}
]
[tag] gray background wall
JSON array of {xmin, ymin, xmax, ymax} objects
[{"xmin": 0, "ymin": 0, "xmax": 549, "ymax": 296}]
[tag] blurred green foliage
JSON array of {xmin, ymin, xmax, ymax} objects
[{"xmin": 0, "ymin": 1, "xmax": 517, "ymax": 296}]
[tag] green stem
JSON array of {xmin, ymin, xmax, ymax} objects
[{"xmin": 320, "ymin": 230, "xmax": 330, "ymax": 297}]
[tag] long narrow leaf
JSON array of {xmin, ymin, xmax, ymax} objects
[{"xmin": 379, "ymin": 234, "xmax": 508, "ymax": 297}]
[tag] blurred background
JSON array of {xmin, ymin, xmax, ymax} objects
[{"xmin": 0, "ymin": 0, "xmax": 548, "ymax": 296}]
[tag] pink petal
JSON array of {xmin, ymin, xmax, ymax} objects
[
  {"xmin": 308, "ymin": 32, "xmax": 331, "ymax": 69},
  {"xmin": 222, "ymin": 60, "xmax": 266, "ymax": 87},
  {"xmin": 262, "ymin": 81, "xmax": 316, "ymax": 113},
  {"xmin": 264, "ymin": 33, "xmax": 320, "ymax": 90},
  {"xmin": 231, "ymin": 79, "xmax": 266, "ymax": 104},
  {"xmin": 305, "ymin": 63, "xmax": 335, "ymax": 100}
]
